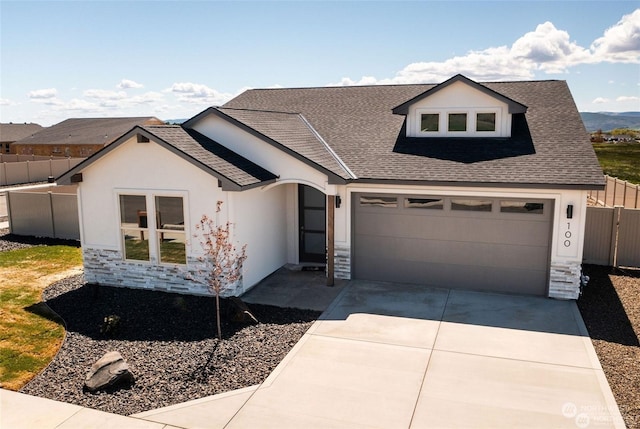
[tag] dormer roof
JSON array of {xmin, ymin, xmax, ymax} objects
[{"xmin": 391, "ymin": 74, "xmax": 528, "ymax": 115}]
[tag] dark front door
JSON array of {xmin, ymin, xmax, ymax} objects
[{"xmin": 299, "ymin": 184, "xmax": 326, "ymax": 263}]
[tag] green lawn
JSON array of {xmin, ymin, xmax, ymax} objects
[
  {"xmin": 0, "ymin": 245, "xmax": 83, "ymax": 390},
  {"xmin": 592, "ymin": 142, "xmax": 640, "ymax": 184}
]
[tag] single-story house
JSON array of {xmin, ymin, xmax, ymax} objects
[
  {"xmin": 58, "ymin": 74, "xmax": 605, "ymax": 299},
  {"xmin": 13, "ymin": 117, "xmax": 164, "ymax": 157},
  {"xmin": 0, "ymin": 123, "xmax": 43, "ymax": 154}
]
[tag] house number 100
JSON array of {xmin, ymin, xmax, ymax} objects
[{"xmin": 564, "ymin": 222, "xmax": 571, "ymax": 247}]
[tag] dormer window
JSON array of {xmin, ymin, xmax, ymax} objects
[
  {"xmin": 420, "ymin": 114, "xmax": 439, "ymax": 132},
  {"xmin": 448, "ymin": 113, "xmax": 467, "ymax": 132},
  {"xmin": 393, "ymin": 74, "xmax": 528, "ymax": 139},
  {"xmin": 476, "ymin": 113, "xmax": 496, "ymax": 132}
]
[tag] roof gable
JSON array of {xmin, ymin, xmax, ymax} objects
[
  {"xmin": 57, "ymin": 125, "xmax": 277, "ymax": 191},
  {"xmin": 392, "ymin": 74, "xmax": 528, "ymax": 115}
]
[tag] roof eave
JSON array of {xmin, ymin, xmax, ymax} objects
[{"xmin": 348, "ymin": 178, "xmax": 605, "ymax": 191}]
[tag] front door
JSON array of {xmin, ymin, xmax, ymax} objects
[{"xmin": 298, "ymin": 184, "xmax": 326, "ymax": 263}]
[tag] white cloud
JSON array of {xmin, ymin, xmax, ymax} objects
[
  {"xmin": 129, "ymin": 91, "xmax": 165, "ymax": 105},
  {"xmin": 117, "ymin": 79, "xmax": 143, "ymax": 89},
  {"xmin": 84, "ymin": 89, "xmax": 127, "ymax": 100},
  {"xmin": 616, "ymin": 95, "xmax": 640, "ymax": 102},
  {"xmin": 332, "ymin": 11, "xmax": 640, "ymax": 87},
  {"xmin": 55, "ymin": 98, "xmax": 100, "ymax": 112},
  {"xmin": 591, "ymin": 9, "xmax": 640, "ymax": 62},
  {"xmin": 511, "ymin": 22, "xmax": 592, "ymax": 73},
  {"xmin": 166, "ymin": 82, "xmax": 235, "ymax": 105},
  {"xmin": 28, "ymin": 88, "xmax": 57, "ymax": 99},
  {"xmin": 0, "ymin": 98, "xmax": 12, "ymax": 106},
  {"xmin": 592, "ymin": 97, "xmax": 611, "ymax": 104}
]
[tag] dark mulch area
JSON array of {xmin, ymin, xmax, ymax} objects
[
  {"xmin": 0, "ymin": 228, "xmax": 80, "ymax": 252},
  {"xmin": 578, "ymin": 264, "xmax": 640, "ymax": 428},
  {"xmin": 20, "ymin": 275, "xmax": 320, "ymax": 415}
]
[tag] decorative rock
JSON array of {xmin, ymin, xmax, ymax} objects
[
  {"xmin": 228, "ymin": 296, "xmax": 259, "ymax": 325},
  {"xmin": 84, "ymin": 351, "xmax": 134, "ymax": 392}
]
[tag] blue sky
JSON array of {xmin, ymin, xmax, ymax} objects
[{"xmin": 1, "ymin": 1, "xmax": 639, "ymax": 126}]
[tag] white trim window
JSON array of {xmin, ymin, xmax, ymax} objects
[
  {"xmin": 416, "ymin": 108, "xmax": 503, "ymax": 137},
  {"xmin": 118, "ymin": 192, "xmax": 187, "ymax": 265}
]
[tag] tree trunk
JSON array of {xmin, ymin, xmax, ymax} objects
[{"xmin": 215, "ymin": 292, "xmax": 222, "ymax": 340}]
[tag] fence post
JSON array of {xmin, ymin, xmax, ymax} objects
[
  {"xmin": 6, "ymin": 191, "xmax": 13, "ymax": 233},
  {"xmin": 609, "ymin": 206, "xmax": 622, "ymax": 267},
  {"xmin": 49, "ymin": 191, "xmax": 56, "ymax": 238}
]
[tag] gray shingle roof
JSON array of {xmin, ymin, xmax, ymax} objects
[
  {"xmin": 217, "ymin": 108, "xmax": 354, "ymax": 179},
  {"xmin": 142, "ymin": 125, "xmax": 277, "ymax": 189},
  {"xmin": 0, "ymin": 123, "xmax": 43, "ymax": 142},
  {"xmin": 15, "ymin": 117, "xmax": 163, "ymax": 146},
  {"xmin": 222, "ymin": 80, "xmax": 604, "ymax": 188}
]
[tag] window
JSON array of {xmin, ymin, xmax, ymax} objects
[
  {"xmin": 476, "ymin": 113, "xmax": 496, "ymax": 132},
  {"xmin": 451, "ymin": 199, "xmax": 492, "ymax": 212},
  {"xmin": 404, "ymin": 198, "xmax": 443, "ymax": 209},
  {"xmin": 500, "ymin": 201, "xmax": 544, "ymax": 214},
  {"xmin": 155, "ymin": 196, "xmax": 186, "ymax": 264},
  {"xmin": 448, "ymin": 113, "xmax": 467, "ymax": 132},
  {"xmin": 420, "ymin": 114, "xmax": 439, "ymax": 132},
  {"xmin": 119, "ymin": 194, "xmax": 187, "ymax": 264},
  {"xmin": 120, "ymin": 195, "xmax": 149, "ymax": 261},
  {"xmin": 359, "ymin": 196, "xmax": 397, "ymax": 208}
]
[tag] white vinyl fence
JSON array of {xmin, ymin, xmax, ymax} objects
[
  {"xmin": 7, "ymin": 185, "xmax": 80, "ymax": 240},
  {"xmin": 0, "ymin": 156, "xmax": 84, "ymax": 186},
  {"xmin": 588, "ymin": 175, "xmax": 640, "ymax": 209},
  {"xmin": 583, "ymin": 206, "xmax": 640, "ymax": 268}
]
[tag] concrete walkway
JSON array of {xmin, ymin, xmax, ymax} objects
[{"xmin": 1, "ymin": 280, "xmax": 626, "ymax": 428}]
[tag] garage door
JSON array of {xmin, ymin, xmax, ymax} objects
[{"xmin": 353, "ymin": 194, "xmax": 553, "ymax": 295}]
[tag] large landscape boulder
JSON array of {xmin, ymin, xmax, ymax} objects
[
  {"xmin": 228, "ymin": 296, "xmax": 259, "ymax": 325},
  {"xmin": 84, "ymin": 351, "xmax": 134, "ymax": 393}
]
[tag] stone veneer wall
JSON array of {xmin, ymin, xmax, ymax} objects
[
  {"xmin": 548, "ymin": 261, "xmax": 582, "ymax": 300},
  {"xmin": 334, "ymin": 243, "xmax": 351, "ymax": 280},
  {"xmin": 82, "ymin": 247, "xmax": 244, "ymax": 297}
]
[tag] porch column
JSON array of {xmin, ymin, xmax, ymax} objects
[{"xmin": 327, "ymin": 195, "xmax": 335, "ymax": 286}]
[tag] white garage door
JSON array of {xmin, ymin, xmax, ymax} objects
[{"xmin": 353, "ymin": 194, "xmax": 553, "ymax": 295}]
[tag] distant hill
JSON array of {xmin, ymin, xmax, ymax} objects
[
  {"xmin": 164, "ymin": 118, "xmax": 188, "ymax": 125},
  {"xmin": 580, "ymin": 112, "xmax": 640, "ymax": 132}
]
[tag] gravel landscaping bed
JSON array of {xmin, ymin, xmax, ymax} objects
[
  {"xmin": 20, "ymin": 275, "xmax": 320, "ymax": 415},
  {"xmin": 578, "ymin": 264, "xmax": 640, "ymax": 429},
  {"xmin": 0, "ymin": 228, "xmax": 80, "ymax": 252}
]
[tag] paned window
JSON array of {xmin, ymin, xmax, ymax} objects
[
  {"xmin": 448, "ymin": 113, "xmax": 467, "ymax": 132},
  {"xmin": 420, "ymin": 114, "xmax": 439, "ymax": 132},
  {"xmin": 500, "ymin": 201, "xmax": 544, "ymax": 214},
  {"xmin": 451, "ymin": 199, "xmax": 492, "ymax": 212},
  {"xmin": 476, "ymin": 113, "xmax": 496, "ymax": 132},
  {"xmin": 360, "ymin": 196, "xmax": 397, "ymax": 208},
  {"xmin": 120, "ymin": 195, "xmax": 150, "ymax": 261},
  {"xmin": 404, "ymin": 198, "xmax": 444, "ymax": 209}
]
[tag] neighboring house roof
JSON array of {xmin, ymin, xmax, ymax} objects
[
  {"xmin": 58, "ymin": 125, "xmax": 277, "ymax": 191},
  {"xmin": 222, "ymin": 79, "xmax": 604, "ymax": 189},
  {"xmin": 0, "ymin": 123, "xmax": 43, "ymax": 142},
  {"xmin": 13, "ymin": 117, "xmax": 164, "ymax": 147}
]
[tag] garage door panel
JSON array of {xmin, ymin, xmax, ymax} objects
[
  {"xmin": 355, "ymin": 211, "xmax": 550, "ymax": 246},
  {"xmin": 356, "ymin": 256, "xmax": 547, "ymax": 295},
  {"xmin": 356, "ymin": 234, "xmax": 549, "ymax": 271},
  {"xmin": 354, "ymin": 194, "xmax": 553, "ymax": 296}
]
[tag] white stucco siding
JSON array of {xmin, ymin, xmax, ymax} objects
[
  {"xmin": 406, "ymin": 81, "xmax": 512, "ymax": 137},
  {"xmin": 230, "ymin": 183, "xmax": 288, "ymax": 292},
  {"xmin": 192, "ymin": 115, "xmax": 331, "ymax": 193},
  {"xmin": 78, "ymin": 136, "xmax": 224, "ymax": 250}
]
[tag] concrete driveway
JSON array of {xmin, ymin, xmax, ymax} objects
[{"xmin": 223, "ymin": 280, "xmax": 625, "ymax": 428}]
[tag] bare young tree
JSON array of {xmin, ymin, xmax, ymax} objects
[{"xmin": 194, "ymin": 201, "xmax": 247, "ymax": 340}]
